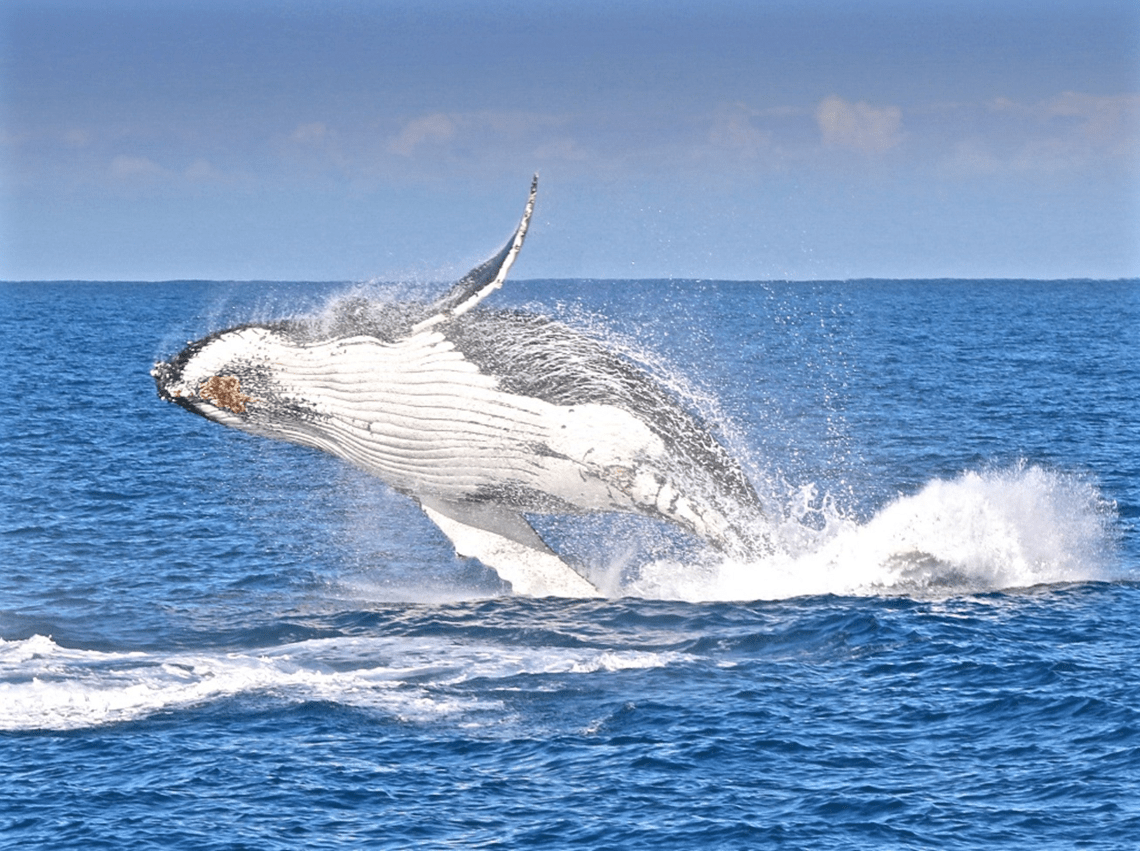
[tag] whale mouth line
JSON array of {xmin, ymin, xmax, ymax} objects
[{"xmin": 150, "ymin": 360, "xmax": 181, "ymax": 403}]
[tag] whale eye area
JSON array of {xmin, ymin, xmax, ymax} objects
[{"xmin": 198, "ymin": 375, "xmax": 251, "ymax": 415}]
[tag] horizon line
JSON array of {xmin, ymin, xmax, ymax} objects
[{"xmin": 5, "ymin": 276, "xmax": 1139, "ymax": 286}]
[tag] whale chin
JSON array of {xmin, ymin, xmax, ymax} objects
[{"xmin": 153, "ymin": 176, "xmax": 767, "ymax": 597}]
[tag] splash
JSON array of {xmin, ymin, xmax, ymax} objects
[{"xmin": 626, "ymin": 463, "xmax": 1117, "ymax": 601}]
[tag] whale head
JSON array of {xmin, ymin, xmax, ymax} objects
[{"xmin": 152, "ymin": 323, "xmax": 318, "ymax": 441}]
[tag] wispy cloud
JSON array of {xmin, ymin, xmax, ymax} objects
[
  {"xmin": 707, "ymin": 103, "xmax": 777, "ymax": 159},
  {"xmin": 184, "ymin": 158, "xmax": 224, "ymax": 182},
  {"xmin": 388, "ymin": 113, "xmax": 456, "ymax": 157},
  {"xmin": 110, "ymin": 154, "xmax": 165, "ymax": 179},
  {"xmin": 290, "ymin": 122, "xmax": 333, "ymax": 146},
  {"xmin": 108, "ymin": 154, "xmax": 229, "ymax": 186},
  {"xmin": 1017, "ymin": 91, "xmax": 1138, "ymax": 163},
  {"xmin": 939, "ymin": 91, "xmax": 1140, "ymax": 175},
  {"xmin": 816, "ymin": 96, "xmax": 904, "ymax": 155}
]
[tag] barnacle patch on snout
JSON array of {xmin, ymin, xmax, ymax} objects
[{"xmin": 199, "ymin": 375, "xmax": 253, "ymax": 414}]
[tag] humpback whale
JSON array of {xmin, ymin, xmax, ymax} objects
[{"xmin": 153, "ymin": 176, "xmax": 766, "ymax": 596}]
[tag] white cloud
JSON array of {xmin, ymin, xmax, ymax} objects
[
  {"xmin": 943, "ymin": 139, "xmax": 1002, "ymax": 176},
  {"xmin": 290, "ymin": 122, "xmax": 331, "ymax": 145},
  {"xmin": 381, "ymin": 110, "xmax": 584, "ymax": 172},
  {"xmin": 274, "ymin": 121, "xmax": 351, "ymax": 174},
  {"xmin": 64, "ymin": 128, "xmax": 92, "ymax": 148},
  {"xmin": 1044, "ymin": 92, "xmax": 1139, "ymax": 154},
  {"xmin": 986, "ymin": 91, "xmax": 1139, "ymax": 172},
  {"xmin": 816, "ymin": 95, "xmax": 903, "ymax": 154},
  {"xmin": 110, "ymin": 155, "xmax": 165, "ymax": 179},
  {"xmin": 107, "ymin": 154, "xmax": 232, "ymax": 186},
  {"xmin": 532, "ymin": 137, "xmax": 589, "ymax": 162},
  {"xmin": 388, "ymin": 113, "xmax": 456, "ymax": 156},
  {"xmin": 184, "ymin": 159, "xmax": 222, "ymax": 182},
  {"xmin": 707, "ymin": 103, "xmax": 775, "ymax": 158}
]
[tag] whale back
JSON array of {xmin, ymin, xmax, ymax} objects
[{"xmin": 444, "ymin": 310, "xmax": 764, "ymax": 519}]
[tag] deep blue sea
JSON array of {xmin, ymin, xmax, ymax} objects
[{"xmin": 2, "ymin": 278, "xmax": 1138, "ymax": 849}]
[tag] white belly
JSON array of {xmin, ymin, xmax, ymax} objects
[{"xmin": 247, "ymin": 328, "xmax": 668, "ymax": 513}]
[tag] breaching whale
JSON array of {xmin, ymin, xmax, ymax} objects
[{"xmin": 153, "ymin": 176, "xmax": 767, "ymax": 596}]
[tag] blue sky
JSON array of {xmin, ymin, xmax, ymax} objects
[{"xmin": 2, "ymin": 0, "xmax": 1138, "ymax": 281}]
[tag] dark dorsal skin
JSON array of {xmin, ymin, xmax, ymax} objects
[{"xmin": 444, "ymin": 311, "xmax": 763, "ymax": 517}]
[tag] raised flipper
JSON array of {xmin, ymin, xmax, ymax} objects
[
  {"xmin": 411, "ymin": 174, "xmax": 538, "ymax": 334},
  {"xmin": 419, "ymin": 497, "xmax": 601, "ymax": 598}
]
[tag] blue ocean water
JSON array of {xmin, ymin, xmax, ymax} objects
[{"xmin": 1, "ymin": 278, "xmax": 1138, "ymax": 849}]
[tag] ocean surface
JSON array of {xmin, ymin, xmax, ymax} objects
[{"xmin": 1, "ymin": 278, "xmax": 1138, "ymax": 849}]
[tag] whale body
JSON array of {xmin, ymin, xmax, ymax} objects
[{"xmin": 153, "ymin": 177, "xmax": 766, "ymax": 596}]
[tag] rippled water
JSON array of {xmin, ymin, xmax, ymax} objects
[{"xmin": 1, "ymin": 279, "xmax": 1137, "ymax": 848}]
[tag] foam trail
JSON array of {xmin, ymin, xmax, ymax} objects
[
  {"xmin": 628, "ymin": 464, "xmax": 1116, "ymax": 601},
  {"xmin": 0, "ymin": 634, "xmax": 684, "ymax": 731}
]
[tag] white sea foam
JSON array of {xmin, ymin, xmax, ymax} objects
[
  {"xmin": 0, "ymin": 634, "xmax": 683, "ymax": 731},
  {"xmin": 626, "ymin": 463, "xmax": 1116, "ymax": 602}
]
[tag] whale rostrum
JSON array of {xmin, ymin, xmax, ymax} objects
[{"xmin": 152, "ymin": 176, "xmax": 767, "ymax": 596}]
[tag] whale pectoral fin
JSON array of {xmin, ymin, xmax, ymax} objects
[
  {"xmin": 419, "ymin": 498, "xmax": 600, "ymax": 599},
  {"xmin": 412, "ymin": 174, "xmax": 538, "ymax": 334},
  {"xmin": 422, "ymin": 498, "xmax": 554, "ymax": 554}
]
